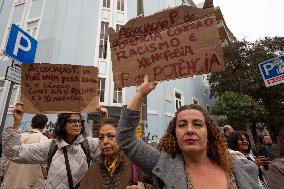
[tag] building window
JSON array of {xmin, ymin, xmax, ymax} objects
[
  {"xmin": 15, "ymin": 0, "xmax": 26, "ymax": 6},
  {"xmin": 26, "ymin": 19, "xmax": 39, "ymax": 38},
  {"xmin": 202, "ymin": 75, "xmax": 207, "ymax": 82},
  {"xmin": 9, "ymin": 85, "xmax": 21, "ymax": 106},
  {"xmin": 167, "ymin": 0, "xmax": 175, "ymax": 7},
  {"xmin": 0, "ymin": 79, "xmax": 5, "ymax": 99},
  {"xmin": 116, "ymin": 24, "xmax": 122, "ymax": 31},
  {"xmin": 0, "ymin": 88, "xmax": 3, "ymax": 101},
  {"xmin": 192, "ymin": 97, "xmax": 199, "ymax": 105},
  {"xmin": 206, "ymin": 106, "xmax": 211, "ymax": 112},
  {"xmin": 202, "ymin": 74, "xmax": 209, "ymax": 88},
  {"xmin": 0, "ymin": 79, "xmax": 5, "ymax": 87},
  {"xmin": 103, "ymin": 0, "xmax": 110, "ymax": 8},
  {"xmin": 113, "ymin": 88, "xmax": 122, "ymax": 103},
  {"xmin": 117, "ymin": 0, "xmax": 124, "ymax": 11},
  {"xmin": 98, "ymin": 78, "xmax": 106, "ymax": 102},
  {"xmin": 0, "ymin": 79, "xmax": 21, "ymax": 108},
  {"xmin": 174, "ymin": 90, "xmax": 184, "ymax": 111},
  {"xmin": 99, "ymin": 21, "xmax": 109, "ymax": 59}
]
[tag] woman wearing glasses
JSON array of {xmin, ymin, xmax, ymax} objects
[
  {"xmin": 2, "ymin": 102, "xmax": 107, "ymax": 189},
  {"xmin": 228, "ymin": 131, "xmax": 270, "ymax": 189}
]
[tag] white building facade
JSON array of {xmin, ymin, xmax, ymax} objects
[
  {"xmin": 0, "ymin": 0, "xmax": 218, "ymax": 141},
  {"xmin": 0, "ymin": 0, "xmax": 129, "ymax": 132}
]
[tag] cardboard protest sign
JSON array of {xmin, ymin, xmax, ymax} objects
[
  {"xmin": 259, "ymin": 55, "xmax": 284, "ymax": 87},
  {"xmin": 21, "ymin": 63, "xmax": 100, "ymax": 114},
  {"xmin": 109, "ymin": 5, "xmax": 224, "ymax": 88}
]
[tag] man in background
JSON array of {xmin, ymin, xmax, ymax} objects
[
  {"xmin": 223, "ymin": 125, "xmax": 234, "ymax": 143},
  {"xmin": 1, "ymin": 114, "xmax": 49, "ymax": 189},
  {"xmin": 259, "ymin": 133, "xmax": 279, "ymax": 161},
  {"xmin": 267, "ymin": 127, "xmax": 284, "ymax": 189}
]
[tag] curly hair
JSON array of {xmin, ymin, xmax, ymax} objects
[
  {"xmin": 227, "ymin": 131, "xmax": 251, "ymax": 154},
  {"xmin": 53, "ymin": 113, "xmax": 86, "ymax": 140},
  {"xmin": 31, "ymin": 114, "xmax": 48, "ymax": 129},
  {"xmin": 158, "ymin": 104, "xmax": 233, "ymax": 173}
]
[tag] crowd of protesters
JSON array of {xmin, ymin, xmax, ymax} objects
[
  {"xmin": 0, "ymin": 76, "xmax": 283, "ymax": 189},
  {"xmin": 226, "ymin": 128, "xmax": 284, "ymax": 189}
]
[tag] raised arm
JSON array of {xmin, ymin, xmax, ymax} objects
[
  {"xmin": 116, "ymin": 75, "xmax": 160, "ymax": 174},
  {"xmin": 86, "ymin": 105, "xmax": 108, "ymax": 158},
  {"xmin": 2, "ymin": 102, "xmax": 51, "ymax": 164},
  {"xmin": 127, "ymin": 75, "xmax": 157, "ymax": 111}
]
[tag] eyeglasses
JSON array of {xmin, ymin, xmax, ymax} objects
[{"xmin": 67, "ymin": 119, "xmax": 84, "ymax": 125}]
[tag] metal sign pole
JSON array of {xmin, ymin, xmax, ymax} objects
[
  {"xmin": 0, "ymin": 0, "xmax": 34, "ymax": 142},
  {"xmin": 137, "ymin": 0, "xmax": 144, "ymax": 16},
  {"xmin": 0, "ymin": 80, "xmax": 14, "ymax": 135},
  {"xmin": 0, "ymin": 58, "xmax": 18, "ymax": 138},
  {"xmin": 136, "ymin": 0, "xmax": 148, "ymax": 142},
  {"xmin": 0, "ymin": 0, "xmax": 5, "ymax": 15}
]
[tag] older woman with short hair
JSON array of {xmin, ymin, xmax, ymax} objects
[{"xmin": 80, "ymin": 118, "xmax": 153, "ymax": 189}]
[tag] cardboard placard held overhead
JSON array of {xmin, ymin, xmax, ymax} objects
[
  {"xmin": 21, "ymin": 63, "xmax": 100, "ymax": 114},
  {"xmin": 109, "ymin": 5, "xmax": 224, "ymax": 88}
]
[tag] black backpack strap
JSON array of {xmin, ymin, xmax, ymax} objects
[
  {"xmin": 80, "ymin": 139, "xmax": 91, "ymax": 167},
  {"xmin": 63, "ymin": 147, "xmax": 75, "ymax": 189},
  {"xmin": 46, "ymin": 139, "xmax": 58, "ymax": 177}
]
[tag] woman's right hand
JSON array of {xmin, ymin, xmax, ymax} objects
[
  {"xmin": 136, "ymin": 75, "xmax": 158, "ymax": 98},
  {"xmin": 126, "ymin": 182, "xmax": 145, "ymax": 189},
  {"xmin": 97, "ymin": 105, "xmax": 108, "ymax": 120},
  {"xmin": 255, "ymin": 156, "xmax": 270, "ymax": 167},
  {"xmin": 128, "ymin": 75, "xmax": 158, "ymax": 110},
  {"xmin": 12, "ymin": 102, "xmax": 24, "ymax": 129}
]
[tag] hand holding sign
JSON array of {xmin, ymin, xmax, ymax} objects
[
  {"xmin": 97, "ymin": 105, "xmax": 109, "ymax": 121},
  {"xmin": 136, "ymin": 75, "xmax": 158, "ymax": 99},
  {"xmin": 12, "ymin": 102, "xmax": 24, "ymax": 129},
  {"xmin": 128, "ymin": 75, "xmax": 158, "ymax": 111}
]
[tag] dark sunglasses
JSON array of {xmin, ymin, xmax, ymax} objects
[{"xmin": 67, "ymin": 119, "xmax": 84, "ymax": 125}]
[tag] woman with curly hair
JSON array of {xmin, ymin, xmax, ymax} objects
[
  {"xmin": 2, "ymin": 102, "xmax": 107, "ymax": 189},
  {"xmin": 228, "ymin": 131, "xmax": 269, "ymax": 188},
  {"xmin": 116, "ymin": 75, "xmax": 260, "ymax": 189}
]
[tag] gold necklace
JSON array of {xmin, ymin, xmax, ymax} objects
[{"xmin": 185, "ymin": 164, "xmax": 195, "ymax": 189}]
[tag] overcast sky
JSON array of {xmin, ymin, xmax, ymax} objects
[{"xmin": 194, "ymin": 0, "xmax": 284, "ymax": 41}]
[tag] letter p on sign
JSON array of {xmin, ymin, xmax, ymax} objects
[{"xmin": 4, "ymin": 24, "xmax": 37, "ymax": 64}]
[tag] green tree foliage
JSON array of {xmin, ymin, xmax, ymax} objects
[
  {"xmin": 211, "ymin": 92, "xmax": 267, "ymax": 130},
  {"xmin": 209, "ymin": 37, "xmax": 284, "ymax": 135}
]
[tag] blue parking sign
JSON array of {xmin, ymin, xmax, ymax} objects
[
  {"xmin": 4, "ymin": 24, "xmax": 37, "ymax": 64},
  {"xmin": 259, "ymin": 55, "xmax": 284, "ymax": 87}
]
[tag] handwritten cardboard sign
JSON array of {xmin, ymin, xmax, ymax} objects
[
  {"xmin": 109, "ymin": 5, "xmax": 224, "ymax": 88},
  {"xmin": 21, "ymin": 63, "xmax": 100, "ymax": 114}
]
